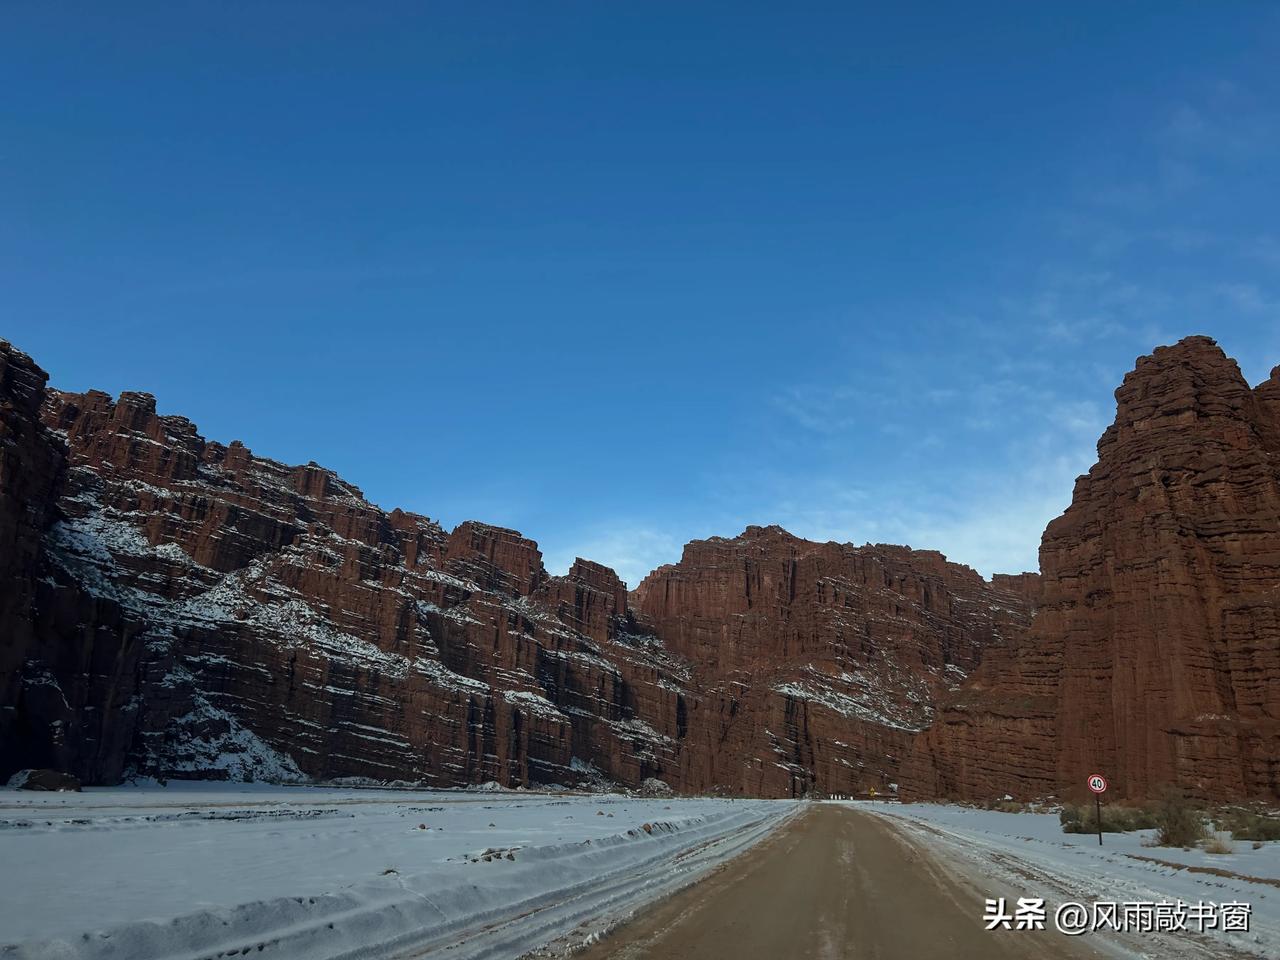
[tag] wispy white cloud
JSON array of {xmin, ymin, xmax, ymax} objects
[
  {"xmin": 752, "ymin": 406, "xmax": 1103, "ymax": 577},
  {"xmin": 1246, "ymin": 236, "xmax": 1280, "ymax": 267},
  {"xmin": 1215, "ymin": 282, "xmax": 1277, "ymax": 315},
  {"xmin": 566, "ymin": 78, "xmax": 1280, "ymax": 588},
  {"xmin": 1009, "ymin": 269, "xmax": 1175, "ymax": 347},
  {"xmin": 771, "ymin": 384, "xmax": 865, "ymax": 434},
  {"xmin": 541, "ymin": 523, "xmax": 686, "ymax": 590}
]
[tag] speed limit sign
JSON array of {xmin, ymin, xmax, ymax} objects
[{"xmin": 1086, "ymin": 774, "xmax": 1108, "ymax": 845}]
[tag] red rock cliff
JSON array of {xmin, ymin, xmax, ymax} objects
[
  {"xmin": 7, "ymin": 366, "xmax": 696, "ymax": 788},
  {"xmin": 904, "ymin": 336, "xmax": 1280, "ymax": 802},
  {"xmin": 0, "ymin": 339, "xmax": 1037, "ymax": 795},
  {"xmin": 633, "ymin": 525, "xmax": 1034, "ymax": 796}
]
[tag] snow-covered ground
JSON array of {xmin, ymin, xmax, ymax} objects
[
  {"xmin": 0, "ymin": 783, "xmax": 797, "ymax": 960},
  {"xmin": 858, "ymin": 802, "xmax": 1280, "ymax": 959}
]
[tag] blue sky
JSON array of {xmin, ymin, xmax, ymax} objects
[{"xmin": 4, "ymin": 3, "xmax": 1279, "ymax": 586}]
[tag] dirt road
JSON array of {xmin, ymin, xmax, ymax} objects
[{"xmin": 579, "ymin": 804, "xmax": 1104, "ymax": 960}]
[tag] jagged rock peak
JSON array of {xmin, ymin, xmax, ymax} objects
[
  {"xmin": 0, "ymin": 340, "xmax": 51, "ymax": 416},
  {"xmin": 904, "ymin": 334, "xmax": 1280, "ymax": 803}
]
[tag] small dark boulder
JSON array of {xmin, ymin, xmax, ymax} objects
[{"xmin": 7, "ymin": 769, "xmax": 82, "ymax": 792}]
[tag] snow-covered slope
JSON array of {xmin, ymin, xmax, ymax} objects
[
  {"xmin": 860, "ymin": 802, "xmax": 1280, "ymax": 959},
  {"xmin": 0, "ymin": 783, "xmax": 797, "ymax": 959}
]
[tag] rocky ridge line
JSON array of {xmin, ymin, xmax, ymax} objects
[{"xmin": 0, "ymin": 339, "xmax": 1034, "ymax": 797}]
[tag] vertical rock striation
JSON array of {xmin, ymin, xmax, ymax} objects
[
  {"xmin": 632, "ymin": 525, "xmax": 1034, "ymax": 795},
  {"xmin": 904, "ymin": 337, "xmax": 1280, "ymax": 802},
  {"xmin": 8, "ymin": 333, "xmax": 1276, "ymax": 802},
  {"xmin": 1, "ymin": 340, "xmax": 1033, "ymax": 795}
]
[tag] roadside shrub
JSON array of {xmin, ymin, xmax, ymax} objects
[
  {"xmin": 1060, "ymin": 805, "xmax": 1083, "ymax": 831},
  {"xmin": 1060, "ymin": 803, "xmax": 1156, "ymax": 834},
  {"xmin": 987, "ymin": 799, "xmax": 1030, "ymax": 813},
  {"xmin": 1110, "ymin": 806, "xmax": 1157, "ymax": 831},
  {"xmin": 1152, "ymin": 789, "xmax": 1207, "ymax": 848},
  {"xmin": 1202, "ymin": 834, "xmax": 1235, "ymax": 855},
  {"xmin": 1060, "ymin": 805, "xmax": 1082, "ymax": 831},
  {"xmin": 1218, "ymin": 810, "xmax": 1280, "ymax": 842}
]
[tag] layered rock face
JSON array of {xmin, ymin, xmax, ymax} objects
[
  {"xmin": 633, "ymin": 526, "xmax": 1035, "ymax": 795},
  {"xmin": 904, "ymin": 337, "xmax": 1280, "ymax": 802},
  {"xmin": 0, "ymin": 339, "xmax": 1036, "ymax": 796},
  {"xmin": 17, "ymin": 333, "xmax": 1274, "ymax": 802},
  {"xmin": 7, "ymin": 362, "xmax": 693, "ymax": 789}
]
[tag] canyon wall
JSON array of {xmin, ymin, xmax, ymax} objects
[
  {"xmin": 0, "ymin": 340, "xmax": 1031, "ymax": 796},
  {"xmin": 0, "ymin": 343, "xmax": 68, "ymax": 773},
  {"xmin": 903, "ymin": 336, "xmax": 1280, "ymax": 802},
  {"xmin": 634, "ymin": 525, "xmax": 1034, "ymax": 795},
  {"xmin": 7, "ymin": 333, "xmax": 1277, "ymax": 802}
]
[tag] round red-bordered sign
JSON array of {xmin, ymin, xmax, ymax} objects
[{"xmin": 1087, "ymin": 773, "xmax": 1108, "ymax": 794}]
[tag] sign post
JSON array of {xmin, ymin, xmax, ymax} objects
[{"xmin": 1087, "ymin": 773, "xmax": 1108, "ymax": 846}]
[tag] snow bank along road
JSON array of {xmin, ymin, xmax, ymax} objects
[
  {"xmin": 6, "ymin": 790, "xmax": 1276, "ymax": 960},
  {"xmin": 0, "ymin": 784, "xmax": 798, "ymax": 960},
  {"xmin": 868, "ymin": 802, "xmax": 1280, "ymax": 959},
  {"xmin": 583, "ymin": 804, "xmax": 1280, "ymax": 960}
]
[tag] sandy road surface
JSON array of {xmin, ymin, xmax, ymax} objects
[{"xmin": 578, "ymin": 804, "xmax": 1104, "ymax": 960}]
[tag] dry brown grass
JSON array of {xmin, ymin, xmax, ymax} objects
[
  {"xmin": 1202, "ymin": 834, "xmax": 1235, "ymax": 855},
  {"xmin": 1060, "ymin": 803, "xmax": 1156, "ymax": 834}
]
